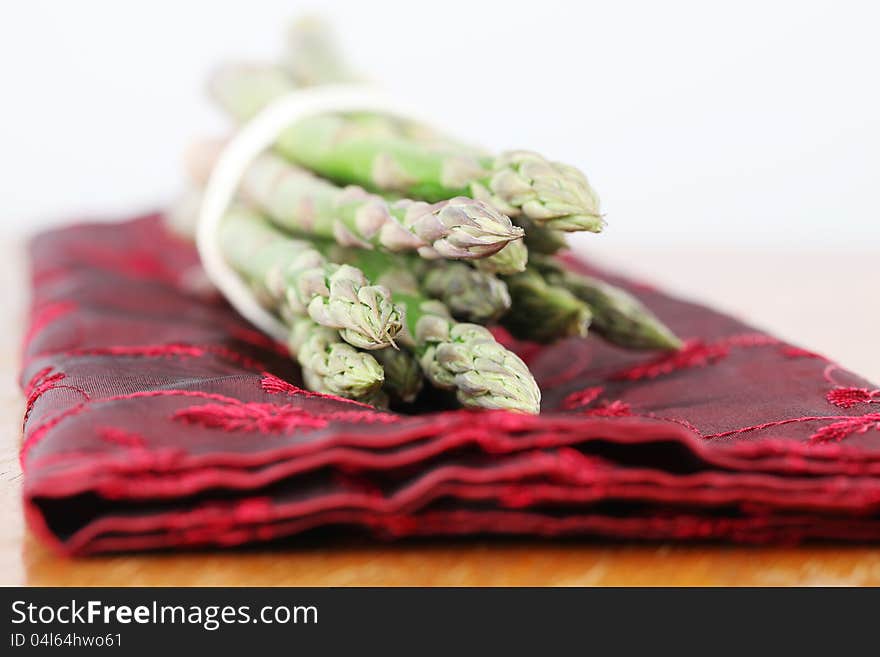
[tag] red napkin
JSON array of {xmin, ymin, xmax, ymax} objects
[{"xmin": 21, "ymin": 214, "xmax": 880, "ymax": 554}]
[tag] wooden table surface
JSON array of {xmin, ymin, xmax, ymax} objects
[{"xmin": 3, "ymin": 236, "xmax": 879, "ymax": 586}]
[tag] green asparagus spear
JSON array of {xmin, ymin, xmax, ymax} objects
[
  {"xmin": 473, "ymin": 239, "xmax": 529, "ymax": 275},
  {"xmin": 219, "ymin": 205, "xmax": 403, "ymax": 349},
  {"xmin": 406, "ymin": 297, "xmax": 541, "ymax": 413},
  {"xmin": 501, "ymin": 268, "xmax": 592, "ymax": 343},
  {"xmin": 282, "ymin": 16, "xmax": 362, "ymax": 86},
  {"xmin": 534, "ymin": 257, "xmax": 682, "ymax": 350},
  {"xmin": 288, "ymin": 317, "xmax": 385, "ymax": 402},
  {"xmin": 373, "ymin": 346, "xmax": 423, "ymax": 403},
  {"xmin": 209, "ymin": 65, "xmax": 603, "ymax": 233},
  {"xmin": 209, "ymin": 64, "xmax": 293, "ymax": 123},
  {"xmin": 189, "ymin": 143, "xmax": 524, "ymax": 260},
  {"xmin": 417, "ymin": 260, "xmax": 511, "ymax": 323},
  {"xmin": 517, "ymin": 216, "xmax": 568, "ymax": 255}
]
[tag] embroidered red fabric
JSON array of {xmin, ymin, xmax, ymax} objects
[{"xmin": 21, "ymin": 214, "xmax": 880, "ymax": 554}]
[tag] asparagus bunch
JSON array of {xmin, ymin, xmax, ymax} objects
[{"xmin": 184, "ymin": 18, "xmax": 683, "ymax": 415}]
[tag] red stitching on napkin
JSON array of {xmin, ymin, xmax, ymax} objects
[
  {"xmin": 67, "ymin": 243, "xmax": 181, "ymax": 285},
  {"xmin": 704, "ymin": 413, "xmax": 880, "ymax": 444},
  {"xmin": 780, "ymin": 345, "xmax": 824, "ymax": 360},
  {"xmin": 52, "ymin": 343, "xmax": 266, "ymax": 370},
  {"xmin": 823, "ymin": 364, "xmax": 846, "ymax": 386},
  {"xmin": 809, "ymin": 414, "xmax": 880, "ymax": 444},
  {"xmin": 720, "ymin": 333, "xmax": 780, "ymax": 348},
  {"xmin": 22, "ymin": 404, "xmax": 89, "ymax": 463},
  {"xmin": 23, "ymin": 368, "xmax": 68, "ymax": 416},
  {"xmin": 826, "ymin": 387, "xmax": 880, "ymax": 409},
  {"xmin": 23, "ymin": 369, "xmax": 89, "ymax": 422},
  {"xmin": 260, "ymin": 372, "xmax": 376, "ymax": 408},
  {"xmin": 99, "ymin": 427, "xmax": 147, "ymax": 448},
  {"xmin": 703, "ymin": 416, "xmax": 844, "ymax": 440},
  {"xmin": 69, "ymin": 344, "xmax": 206, "ymax": 358},
  {"xmin": 24, "ymin": 301, "xmax": 76, "ymax": 346},
  {"xmin": 561, "ymin": 386, "xmax": 604, "ymax": 410},
  {"xmin": 611, "ymin": 339, "xmax": 728, "ymax": 381},
  {"xmin": 610, "ymin": 333, "xmax": 779, "ymax": 382},
  {"xmin": 23, "ymin": 367, "xmax": 58, "ymax": 398},
  {"xmin": 173, "ymin": 399, "xmax": 399, "ymax": 433},
  {"xmin": 21, "ymin": 389, "xmax": 253, "ymax": 462},
  {"xmin": 561, "ymin": 385, "xmax": 633, "ymax": 417},
  {"xmin": 174, "ymin": 403, "xmax": 329, "ymax": 433},
  {"xmin": 584, "ymin": 400, "xmax": 632, "ymax": 417}
]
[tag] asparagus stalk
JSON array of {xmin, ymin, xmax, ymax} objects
[
  {"xmin": 314, "ymin": 246, "xmax": 539, "ymax": 413},
  {"xmin": 288, "ymin": 317, "xmax": 386, "ymax": 402},
  {"xmin": 219, "ymin": 205, "xmax": 403, "ymax": 350},
  {"xmin": 407, "ymin": 297, "xmax": 541, "ymax": 413},
  {"xmin": 417, "ymin": 260, "xmax": 511, "ymax": 323},
  {"xmin": 283, "ymin": 16, "xmax": 362, "ymax": 86},
  {"xmin": 188, "ymin": 142, "xmax": 524, "ymax": 260},
  {"xmin": 501, "ymin": 268, "xmax": 592, "ymax": 343},
  {"xmin": 534, "ymin": 257, "xmax": 682, "ymax": 350},
  {"xmin": 373, "ymin": 346, "xmax": 423, "ymax": 403},
  {"xmin": 517, "ymin": 216, "xmax": 568, "ymax": 255},
  {"xmin": 473, "ymin": 239, "xmax": 529, "ymax": 275},
  {"xmin": 209, "ymin": 64, "xmax": 292, "ymax": 122},
  {"xmin": 208, "ymin": 65, "xmax": 603, "ymax": 233}
]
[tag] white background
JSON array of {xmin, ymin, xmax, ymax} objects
[{"xmin": 1, "ymin": 0, "xmax": 878, "ymax": 248}]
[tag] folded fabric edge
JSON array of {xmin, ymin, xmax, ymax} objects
[{"xmin": 26, "ymin": 439, "xmax": 880, "ymax": 555}]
